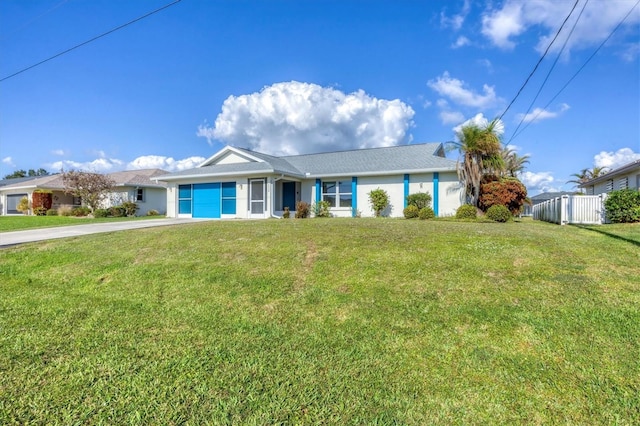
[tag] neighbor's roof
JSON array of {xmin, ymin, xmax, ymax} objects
[
  {"xmin": 0, "ymin": 169, "xmax": 169, "ymax": 191},
  {"xmin": 0, "ymin": 176, "xmax": 39, "ymax": 187},
  {"xmin": 157, "ymin": 142, "xmax": 457, "ymax": 181},
  {"xmin": 579, "ymin": 159, "xmax": 640, "ymax": 187},
  {"xmin": 529, "ymin": 191, "xmax": 579, "ymax": 203},
  {"xmin": 109, "ymin": 169, "xmax": 169, "ymax": 188}
]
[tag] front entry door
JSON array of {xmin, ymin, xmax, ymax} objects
[
  {"xmin": 282, "ymin": 181, "xmax": 296, "ymax": 212},
  {"xmin": 249, "ymin": 179, "xmax": 266, "ymax": 218}
]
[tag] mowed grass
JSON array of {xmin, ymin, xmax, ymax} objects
[
  {"xmin": 0, "ymin": 218, "xmax": 638, "ymax": 424},
  {"xmin": 0, "ymin": 214, "xmax": 166, "ymax": 232}
]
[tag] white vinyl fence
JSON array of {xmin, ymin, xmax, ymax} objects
[{"xmin": 533, "ymin": 194, "xmax": 608, "ymax": 225}]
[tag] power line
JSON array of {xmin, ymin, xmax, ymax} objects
[
  {"xmin": 0, "ymin": 0, "xmax": 182, "ymax": 83},
  {"xmin": 498, "ymin": 0, "xmax": 580, "ymax": 121},
  {"xmin": 509, "ymin": 0, "xmax": 640, "ymax": 143},
  {"xmin": 507, "ymin": 0, "xmax": 589, "ymax": 144}
]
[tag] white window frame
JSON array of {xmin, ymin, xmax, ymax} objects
[
  {"xmin": 136, "ymin": 188, "xmax": 145, "ymax": 202},
  {"xmin": 322, "ymin": 180, "xmax": 352, "ymax": 208}
]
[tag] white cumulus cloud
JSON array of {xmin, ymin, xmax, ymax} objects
[
  {"xmin": 2, "ymin": 156, "xmax": 15, "ymax": 167},
  {"xmin": 51, "ymin": 149, "xmax": 65, "ymax": 156},
  {"xmin": 520, "ymin": 171, "xmax": 559, "ymax": 194},
  {"xmin": 50, "ymin": 157, "xmax": 124, "ymax": 173},
  {"xmin": 428, "ymin": 72, "xmax": 502, "ymax": 109},
  {"xmin": 517, "ymin": 103, "xmax": 570, "ymax": 123},
  {"xmin": 440, "ymin": 0, "xmax": 471, "ymax": 31},
  {"xmin": 481, "ymin": 0, "xmax": 640, "ymax": 54},
  {"xmin": 452, "ymin": 113, "xmax": 505, "ymax": 137},
  {"xmin": 197, "ymin": 81, "xmax": 415, "ymax": 156},
  {"xmin": 594, "ymin": 147, "xmax": 640, "ymax": 170},
  {"xmin": 452, "ymin": 36, "xmax": 470, "ymax": 48},
  {"xmin": 127, "ymin": 155, "xmax": 206, "ymax": 171}
]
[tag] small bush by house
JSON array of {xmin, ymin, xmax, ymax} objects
[
  {"xmin": 486, "ymin": 204, "xmax": 512, "ymax": 222},
  {"xmin": 605, "ymin": 189, "xmax": 640, "ymax": 223},
  {"xmin": 403, "ymin": 205, "xmax": 419, "ymax": 219},
  {"xmin": 418, "ymin": 206, "xmax": 435, "ymax": 220},
  {"xmin": 455, "ymin": 204, "xmax": 477, "ymax": 220},
  {"xmin": 295, "ymin": 201, "xmax": 310, "ymax": 218},
  {"xmin": 406, "ymin": 192, "xmax": 432, "ymax": 210}
]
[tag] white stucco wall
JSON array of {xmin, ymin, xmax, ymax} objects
[{"xmin": 162, "ymin": 171, "xmax": 464, "ymax": 219}]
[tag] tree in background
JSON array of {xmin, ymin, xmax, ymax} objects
[
  {"xmin": 3, "ymin": 168, "xmax": 49, "ymax": 179},
  {"xmin": 501, "ymin": 147, "xmax": 530, "ymax": 178},
  {"xmin": 62, "ymin": 170, "xmax": 115, "ymax": 213},
  {"xmin": 450, "ymin": 118, "xmax": 504, "ymax": 207},
  {"xmin": 566, "ymin": 166, "xmax": 609, "ymax": 192}
]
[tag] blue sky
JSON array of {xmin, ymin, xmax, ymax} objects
[{"xmin": 1, "ymin": 0, "xmax": 639, "ymax": 195}]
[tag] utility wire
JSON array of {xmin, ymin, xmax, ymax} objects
[
  {"xmin": 507, "ymin": 0, "xmax": 589, "ymax": 144},
  {"xmin": 0, "ymin": 0, "xmax": 182, "ymax": 83},
  {"xmin": 509, "ymin": 0, "xmax": 640, "ymax": 143},
  {"xmin": 498, "ymin": 0, "xmax": 580, "ymax": 121}
]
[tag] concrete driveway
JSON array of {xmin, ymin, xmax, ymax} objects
[{"xmin": 0, "ymin": 218, "xmax": 208, "ymax": 248}]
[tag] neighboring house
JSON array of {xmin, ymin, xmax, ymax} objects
[
  {"xmin": 106, "ymin": 169, "xmax": 169, "ymax": 216},
  {"xmin": 522, "ymin": 191, "xmax": 580, "ymax": 216},
  {"xmin": 579, "ymin": 160, "xmax": 640, "ymax": 195},
  {"xmin": 156, "ymin": 143, "xmax": 463, "ymax": 219},
  {"xmin": 0, "ymin": 169, "xmax": 168, "ymax": 216},
  {"xmin": 0, "ymin": 176, "xmax": 39, "ymax": 215}
]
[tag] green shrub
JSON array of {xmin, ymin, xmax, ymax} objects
[
  {"xmin": 46, "ymin": 209, "xmax": 58, "ymax": 216},
  {"xmin": 109, "ymin": 206, "xmax": 126, "ymax": 217},
  {"xmin": 486, "ymin": 204, "xmax": 512, "ymax": 222},
  {"xmin": 121, "ymin": 201, "xmax": 138, "ymax": 217},
  {"xmin": 93, "ymin": 208, "xmax": 110, "ymax": 218},
  {"xmin": 406, "ymin": 192, "xmax": 432, "ymax": 210},
  {"xmin": 418, "ymin": 206, "xmax": 435, "ymax": 220},
  {"xmin": 604, "ymin": 189, "xmax": 640, "ymax": 223},
  {"xmin": 455, "ymin": 204, "xmax": 477, "ymax": 220},
  {"xmin": 146, "ymin": 209, "xmax": 160, "ymax": 216},
  {"xmin": 72, "ymin": 206, "xmax": 91, "ymax": 217},
  {"xmin": 312, "ymin": 200, "xmax": 331, "ymax": 218},
  {"xmin": 33, "ymin": 207, "xmax": 48, "ymax": 216},
  {"xmin": 17, "ymin": 197, "xmax": 30, "ymax": 215},
  {"xmin": 295, "ymin": 201, "xmax": 310, "ymax": 219},
  {"xmin": 58, "ymin": 205, "xmax": 73, "ymax": 216},
  {"xmin": 368, "ymin": 188, "xmax": 389, "ymax": 217},
  {"xmin": 403, "ymin": 205, "xmax": 419, "ymax": 219}
]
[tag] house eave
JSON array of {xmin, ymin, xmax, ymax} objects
[
  {"xmin": 579, "ymin": 160, "xmax": 640, "ymax": 187},
  {"xmin": 304, "ymin": 167, "xmax": 456, "ymax": 179}
]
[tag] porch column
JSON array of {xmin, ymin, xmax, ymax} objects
[
  {"xmin": 433, "ymin": 172, "xmax": 439, "ymax": 216},
  {"xmin": 352, "ymin": 176, "xmax": 358, "ymax": 217},
  {"xmin": 403, "ymin": 174, "xmax": 409, "ymax": 208}
]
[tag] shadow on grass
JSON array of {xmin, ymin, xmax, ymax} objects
[{"xmin": 572, "ymin": 224, "xmax": 640, "ymax": 248}]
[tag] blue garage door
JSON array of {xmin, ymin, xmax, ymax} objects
[{"xmin": 193, "ymin": 183, "xmax": 221, "ymax": 218}]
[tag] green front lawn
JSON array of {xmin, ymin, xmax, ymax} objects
[
  {"xmin": 0, "ymin": 219, "xmax": 638, "ymax": 424},
  {"xmin": 0, "ymin": 214, "xmax": 165, "ymax": 232}
]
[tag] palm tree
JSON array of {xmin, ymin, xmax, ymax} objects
[
  {"xmin": 501, "ymin": 147, "xmax": 530, "ymax": 177},
  {"xmin": 450, "ymin": 118, "xmax": 505, "ymax": 206},
  {"xmin": 567, "ymin": 166, "xmax": 610, "ymax": 192}
]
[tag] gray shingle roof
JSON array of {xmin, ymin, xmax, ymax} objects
[
  {"xmin": 284, "ymin": 143, "xmax": 456, "ymax": 176},
  {"xmin": 0, "ymin": 169, "xmax": 169, "ymax": 191},
  {"xmin": 157, "ymin": 143, "xmax": 456, "ymax": 181},
  {"xmin": 109, "ymin": 169, "xmax": 169, "ymax": 188},
  {"xmin": 156, "ymin": 162, "xmax": 278, "ymax": 180}
]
